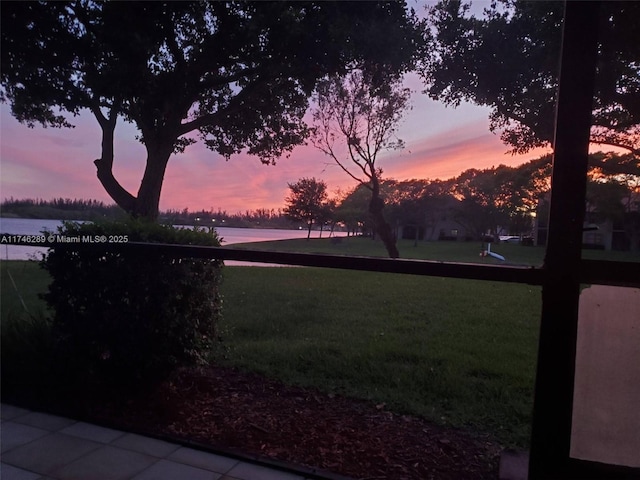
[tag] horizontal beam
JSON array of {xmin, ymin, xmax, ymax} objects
[{"xmin": 3, "ymin": 237, "xmax": 638, "ymax": 287}]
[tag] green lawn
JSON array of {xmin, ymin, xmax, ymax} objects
[
  {"xmin": 1, "ymin": 260, "xmax": 54, "ymax": 391},
  {"xmin": 219, "ymin": 266, "xmax": 540, "ymax": 446},
  {"xmin": 227, "ymin": 236, "xmax": 640, "ymax": 265},
  {"xmin": 3, "ymin": 240, "xmax": 637, "ymax": 447},
  {"xmin": 0, "ymin": 260, "xmax": 50, "ymax": 320}
]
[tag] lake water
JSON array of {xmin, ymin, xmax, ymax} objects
[{"xmin": 0, "ymin": 217, "xmax": 338, "ymax": 264}]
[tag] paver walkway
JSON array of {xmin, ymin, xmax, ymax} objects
[{"xmin": 1, "ymin": 403, "xmax": 321, "ymax": 480}]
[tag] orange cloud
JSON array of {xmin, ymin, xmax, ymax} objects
[{"xmin": 384, "ymin": 122, "xmax": 551, "ymax": 182}]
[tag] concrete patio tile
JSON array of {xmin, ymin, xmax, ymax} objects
[
  {"xmin": 1, "ymin": 422, "xmax": 49, "ymax": 453},
  {"xmin": 131, "ymin": 459, "xmax": 222, "ymax": 480},
  {"xmin": 54, "ymin": 445, "xmax": 158, "ymax": 480},
  {"xmin": 0, "ymin": 462, "xmax": 42, "ymax": 480},
  {"xmin": 226, "ymin": 462, "xmax": 306, "ymax": 480},
  {"xmin": 112, "ymin": 433, "xmax": 180, "ymax": 457},
  {"xmin": 1, "ymin": 433, "xmax": 101, "ymax": 475},
  {"xmin": 13, "ymin": 412, "xmax": 75, "ymax": 432},
  {"xmin": 1, "ymin": 404, "xmax": 31, "ymax": 420},
  {"xmin": 168, "ymin": 447, "xmax": 238, "ymax": 473},
  {"xmin": 60, "ymin": 422, "xmax": 125, "ymax": 444}
]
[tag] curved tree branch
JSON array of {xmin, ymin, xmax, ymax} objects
[{"xmin": 90, "ymin": 99, "xmax": 137, "ymax": 214}]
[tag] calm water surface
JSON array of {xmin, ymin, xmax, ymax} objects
[{"xmin": 0, "ymin": 218, "xmax": 332, "ymax": 263}]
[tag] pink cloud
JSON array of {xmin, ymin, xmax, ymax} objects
[
  {"xmin": 1, "ymin": 96, "xmax": 551, "ymax": 214},
  {"xmin": 381, "ymin": 120, "xmax": 551, "ymax": 182}
]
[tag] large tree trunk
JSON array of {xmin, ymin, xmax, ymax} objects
[
  {"xmin": 133, "ymin": 142, "xmax": 173, "ymax": 220},
  {"xmin": 93, "ymin": 112, "xmax": 172, "ymax": 221},
  {"xmin": 369, "ymin": 180, "xmax": 399, "ymax": 258}
]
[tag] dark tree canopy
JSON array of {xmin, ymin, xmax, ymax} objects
[
  {"xmin": 333, "ymin": 150, "xmax": 639, "ymax": 246},
  {"xmin": 334, "ymin": 184, "xmax": 374, "ymax": 236},
  {"xmin": 420, "ymin": 0, "xmax": 640, "ymax": 156},
  {"xmin": 1, "ymin": 1, "xmax": 421, "ymax": 219}
]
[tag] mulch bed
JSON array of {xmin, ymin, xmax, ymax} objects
[{"xmin": 80, "ymin": 365, "xmax": 502, "ymax": 480}]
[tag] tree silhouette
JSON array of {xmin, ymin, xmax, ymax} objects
[
  {"xmin": 311, "ymin": 69, "xmax": 411, "ymax": 258},
  {"xmin": 1, "ymin": 1, "xmax": 420, "ymax": 220},
  {"xmin": 420, "ymin": 0, "xmax": 640, "ymax": 156},
  {"xmin": 284, "ymin": 177, "xmax": 329, "ymax": 239}
]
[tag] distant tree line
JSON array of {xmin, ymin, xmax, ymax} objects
[
  {"xmin": 327, "ymin": 159, "xmax": 550, "ymax": 242},
  {"xmin": 160, "ymin": 207, "xmax": 295, "ymax": 229},
  {"xmin": 3, "ymin": 151, "xmax": 638, "ymax": 250},
  {"xmin": 0, "ymin": 197, "xmax": 301, "ymax": 229},
  {"xmin": 0, "ymin": 197, "xmax": 126, "ymax": 220},
  {"xmin": 288, "ymin": 152, "xmax": 639, "ymax": 251}
]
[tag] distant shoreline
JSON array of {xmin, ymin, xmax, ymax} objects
[
  {"xmin": 0, "ymin": 216, "xmax": 320, "ymax": 232},
  {"xmin": 0, "ymin": 200, "xmax": 304, "ymax": 231}
]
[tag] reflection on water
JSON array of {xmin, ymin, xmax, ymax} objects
[{"xmin": 1, "ymin": 218, "xmax": 63, "ymax": 261}]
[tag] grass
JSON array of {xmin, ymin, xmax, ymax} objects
[
  {"xmin": 1, "ymin": 260, "xmax": 54, "ymax": 398},
  {"xmin": 2, "ymin": 241, "xmax": 637, "ymax": 447},
  {"xmin": 229, "ymin": 236, "xmax": 542, "ymax": 264},
  {"xmin": 0, "ymin": 260, "xmax": 50, "ymax": 319},
  {"xmin": 227, "ymin": 236, "xmax": 640, "ymax": 265},
  {"xmin": 219, "ymin": 266, "xmax": 540, "ymax": 446}
]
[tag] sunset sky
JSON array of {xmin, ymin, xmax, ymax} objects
[
  {"xmin": 0, "ymin": 71, "xmax": 552, "ymax": 213},
  {"xmin": 0, "ymin": 0, "xmax": 556, "ymax": 215}
]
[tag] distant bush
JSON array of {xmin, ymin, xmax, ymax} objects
[{"xmin": 39, "ymin": 220, "xmax": 223, "ymax": 390}]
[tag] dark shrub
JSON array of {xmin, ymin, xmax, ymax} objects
[{"xmin": 39, "ymin": 220, "xmax": 223, "ymax": 389}]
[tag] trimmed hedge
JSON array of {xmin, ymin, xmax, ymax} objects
[{"xmin": 39, "ymin": 220, "xmax": 223, "ymax": 389}]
